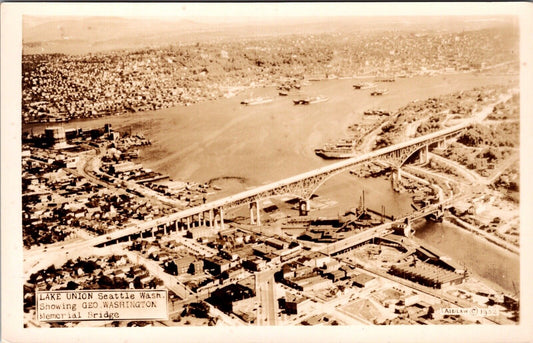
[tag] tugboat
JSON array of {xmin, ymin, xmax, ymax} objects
[{"xmin": 370, "ymin": 89, "xmax": 389, "ymax": 96}]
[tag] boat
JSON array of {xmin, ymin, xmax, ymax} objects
[
  {"xmin": 293, "ymin": 96, "xmax": 329, "ymax": 105},
  {"xmin": 279, "ymin": 91, "xmax": 288, "ymax": 96},
  {"xmin": 314, "ymin": 139, "xmax": 356, "ymax": 159},
  {"xmin": 374, "ymin": 77, "xmax": 396, "ymax": 82},
  {"xmin": 240, "ymin": 97, "xmax": 273, "ymax": 105},
  {"xmin": 309, "ymin": 96, "xmax": 329, "ymax": 104},
  {"xmin": 370, "ymin": 89, "xmax": 389, "ymax": 96},
  {"xmin": 353, "ymin": 82, "xmax": 377, "ymax": 90},
  {"xmin": 314, "ymin": 147, "xmax": 356, "ymax": 159},
  {"xmin": 363, "ymin": 109, "xmax": 390, "ymax": 116}
]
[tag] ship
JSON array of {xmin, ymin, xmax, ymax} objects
[
  {"xmin": 314, "ymin": 138, "xmax": 356, "ymax": 159},
  {"xmin": 374, "ymin": 76, "xmax": 396, "ymax": 82},
  {"xmin": 353, "ymin": 82, "xmax": 377, "ymax": 90},
  {"xmin": 293, "ymin": 96, "xmax": 329, "ymax": 105},
  {"xmin": 279, "ymin": 91, "xmax": 288, "ymax": 96},
  {"xmin": 309, "ymin": 96, "xmax": 329, "ymax": 104},
  {"xmin": 240, "ymin": 97, "xmax": 273, "ymax": 105},
  {"xmin": 370, "ymin": 88, "xmax": 389, "ymax": 96},
  {"xmin": 363, "ymin": 109, "xmax": 391, "ymax": 116}
]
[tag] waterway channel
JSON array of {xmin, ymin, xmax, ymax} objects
[{"xmin": 415, "ymin": 220, "xmax": 519, "ymax": 294}]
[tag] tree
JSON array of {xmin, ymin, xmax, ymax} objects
[
  {"xmin": 98, "ymin": 275, "xmax": 114, "ymax": 289},
  {"xmin": 66, "ymin": 281, "xmax": 79, "ymax": 290}
]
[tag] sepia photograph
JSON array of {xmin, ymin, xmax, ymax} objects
[{"xmin": 2, "ymin": 2, "xmax": 532, "ymax": 343}]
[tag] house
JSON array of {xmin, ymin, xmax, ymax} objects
[
  {"xmin": 190, "ymin": 260, "xmax": 204, "ymax": 275},
  {"xmin": 187, "ymin": 227, "xmax": 215, "ymax": 239},
  {"xmin": 282, "ymin": 293, "xmax": 311, "ymax": 315},
  {"xmin": 296, "ymin": 275, "xmax": 333, "ymax": 291},
  {"xmin": 204, "ymin": 256, "xmax": 232, "ymax": 275},
  {"xmin": 243, "ymin": 257, "xmax": 266, "ymax": 272},
  {"xmin": 110, "ymin": 161, "xmax": 142, "ymax": 174},
  {"xmin": 320, "ymin": 260, "xmax": 342, "ymax": 273},
  {"xmin": 351, "ymin": 273, "xmax": 377, "ymax": 288},
  {"xmin": 265, "ymin": 237, "xmax": 288, "ymax": 250},
  {"xmin": 140, "ymin": 275, "xmax": 152, "ymax": 285},
  {"xmin": 302, "ymin": 252, "xmax": 331, "ymax": 269},
  {"xmin": 326, "ymin": 269, "xmax": 346, "ymax": 282},
  {"xmin": 403, "ymin": 293, "xmax": 420, "ymax": 307},
  {"xmin": 175, "ymin": 256, "xmax": 196, "ymax": 275}
]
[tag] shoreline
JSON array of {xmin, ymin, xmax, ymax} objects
[
  {"xmin": 413, "ymin": 218, "xmax": 519, "ymax": 295},
  {"xmin": 446, "ymin": 215, "xmax": 519, "ymax": 255}
]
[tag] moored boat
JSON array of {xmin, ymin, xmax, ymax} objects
[
  {"xmin": 314, "ymin": 138, "xmax": 356, "ymax": 159},
  {"xmin": 363, "ymin": 109, "xmax": 391, "ymax": 116},
  {"xmin": 241, "ymin": 96, "xmax": 273, "ymax": 105},
  {"xmin": 293, "ymin": 95, "xmax": 329, "ymax": 105},
  {"xmin": 353, "ymin": 82, "xmax": 377, "ymax": 90},
  {"xmin": 370, "ymin": 88, "xmax": 389, "ymax": 96}
]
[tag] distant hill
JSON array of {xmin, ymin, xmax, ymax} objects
[
  {"xmin": 22, "ymin": 15, "xmax": 515, "ymax": 55},
  {"xmin": 22, "ymin": 16, "xmax": 213, "ymax": 54}
]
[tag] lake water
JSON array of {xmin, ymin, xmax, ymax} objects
[{"xmin": 25, "ymin": 72, "xmax": 516, "ymax": 190}]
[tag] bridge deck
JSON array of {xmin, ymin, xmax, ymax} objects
[{"xmin": 95, "ymin": 121, "xmax": 469, "ymax": 244}]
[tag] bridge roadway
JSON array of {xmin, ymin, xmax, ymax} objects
[{"xmin": 89, "ymin": 123, "xmax": 469, "ymax": 243}]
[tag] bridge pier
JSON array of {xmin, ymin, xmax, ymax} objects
[
  {"xmin": 209, "ymin": 209, "xmax": 214, "ymax": 228},
  {"xmin": 187, "ymin": 217, "xmax": 191, "ymax": 230},
  {"xmin": 249, "ymin": 201, "xmax": 261, "ymax": 225},
  {"xmin": 256, "ymin": 201, "xmax": 261, "ymax": 226},
  {"xmin": 220, "ymin": 208, "xmax": 225, "ymax": 230},
  {"xmin": 419, "ymin": 145, "xmax": 429, "ymax": 164},
  {"xmin": 249, "ymin": 202, "xmax": 255, "ymax": 225},
  {"xmin": 299, "ymin": 199, "xmax": 310, "ymax": 216}
]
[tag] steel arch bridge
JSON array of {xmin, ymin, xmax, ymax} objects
[{"xmin": 94, "ymin": 123, "xmax": 468, "ymax": 244}]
